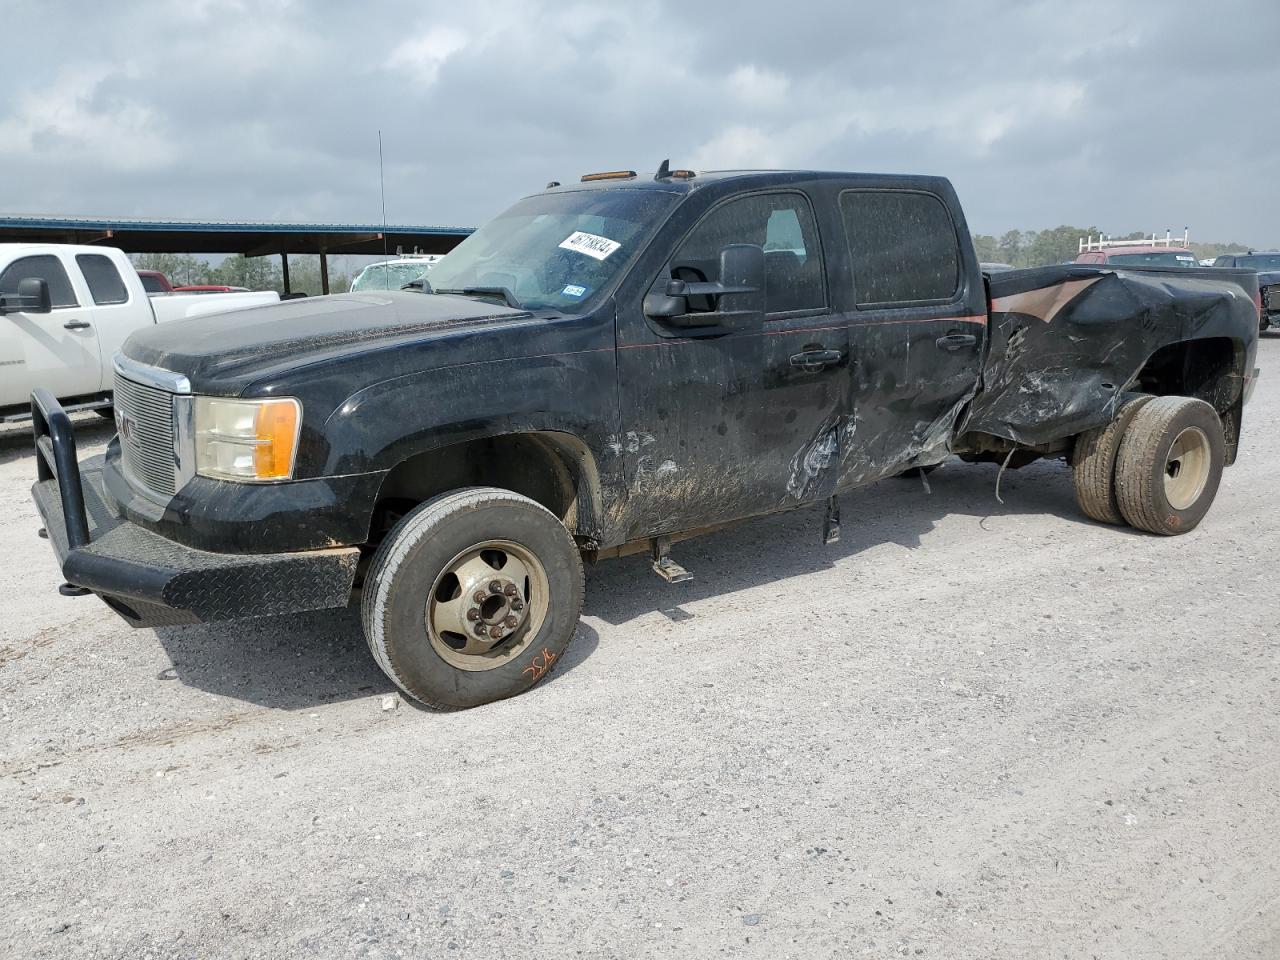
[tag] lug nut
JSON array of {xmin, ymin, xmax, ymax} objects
[
  {"xmin": 474, "ymin": 622, "xmax": 488, "ymax": 635},
  {"xmin": 504, "ymin": 615, "xmax": 519, "ymax": 629},
  {"xmin": 511, "ymin": 599, "xmax": 524, "ymax": 612},
  {"xmin": 489, "ymin": 625, "xmax": 504, "ymax": 639},
  {"xmin": 473, "ymin": 590, "xmax": 487, "ymax": 604},
  {"xmin": 503, "ymin": 583, "xmax": 518, "ymax": 597},
  {"xmin": 488, "ymin": 580, "xmax": 503, "ymax": 594},
  {"xmin": 466, "ymin": 608, "xmax": 480, "ymax": 621}
]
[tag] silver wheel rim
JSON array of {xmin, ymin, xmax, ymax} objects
[
  {"xmin": 1163, "ymin": 426, "xmax": 1211, "ymax": 511},
  {"xmin": 425, "ymin": 540, "xmax": 549, "ymax": 672}
]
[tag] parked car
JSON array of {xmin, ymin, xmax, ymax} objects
[
  {"xmin": 1075, "ymin": 243, "xmax": 1199, "ymax": 268},
  {"xmin": 1210, "ymin": 252, "xmax": 1280, "ymax": 331},
  {"xmin": 30, "ymin": 168, "xmax": 1259, "ymax": 709},
  {"xmin": 136, "ymin": 269, "xmax": 175, "ymax": 295},
  {"xmin": 0, "ymin": 244, "xmax": 279, "ymax": 420},
  {"xmin": 350, "ymin": 255, "xmax": 442, "ymax": 292}
]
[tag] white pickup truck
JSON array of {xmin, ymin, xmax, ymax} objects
[{"xmin": 0, "ymin": 244, "xmax": 279, "ymax": 420}]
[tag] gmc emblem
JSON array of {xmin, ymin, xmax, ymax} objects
[{"xmin": 117, "ymin": 411, "xmax": 139, "ymax": 445}]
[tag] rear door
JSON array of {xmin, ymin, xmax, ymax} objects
[
  {"xmin": 0, "ymin": 253, "xmax": 101, "ymax": 406},
  {"xmin": 833, "ymin": 186, "xmax": 987, "ymax": 485},
  {"xmin": 74, "ymin": 252, "xmax": 146, "ymax": 389}
]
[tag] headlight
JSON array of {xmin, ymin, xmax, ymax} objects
[{"xmin": 194, "ymin": 396, "xmax": 301, "ymax": 482}]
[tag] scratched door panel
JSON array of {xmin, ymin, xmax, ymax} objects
[
  {"xmin": 834, "ymin": 187, "xmax": 988, "ymax": 485},
  {"xmin": 612, "ymin": 331, "xmax": 771, "ymax": 540},
  {"xmin": 611, "ymin": 190, "xmax": 845, "ymax": 541}
]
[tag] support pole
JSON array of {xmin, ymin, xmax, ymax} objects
[
  {"xmin": 280, "ymin": 252, "xmax": 291, "ymax": 295},
  {"xmin": 320, "ymin": 249, "xmax": 330, "ymax": 295}
]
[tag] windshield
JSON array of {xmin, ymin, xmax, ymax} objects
[
  {"xmin": 351, "ymin": 262, "xmax": 432, "ymax": 292},
  {"xmin": 1107, "ymin": 252, "xmax": 1198, "ymax": 267},
  {"xmin": 1237, "ymin": 255, "xmax": 1280, "ymax": 271},
  {"xmin": 425, "ymin": 189, "xmax": 681, "ymax": 310}
]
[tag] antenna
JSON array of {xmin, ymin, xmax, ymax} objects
[{"xmin": 376, "ymin": 130, "xmax": 386, "ymax": 271}]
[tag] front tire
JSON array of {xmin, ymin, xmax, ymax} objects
[
  {"xmin": 1114, "ymin": 397, "xmax": 1225, "ymax": 536},
  {"xmin": 361, "ymin": 487, "xmax": 585, "ymax": 709}
]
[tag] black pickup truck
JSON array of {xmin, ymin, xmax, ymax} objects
[
  {"xmin": 1211, "ymin": 251, "xmax": 1280, "ymax": 331},
  {"xmin": 31, "ymin": 165, "xmax": 1261, "ymax": 708}
]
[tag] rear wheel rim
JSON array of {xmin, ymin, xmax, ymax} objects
[
  {"xmin": 425, "ymin": 540, "xmax": 549, "ymax": 672},
  {"xmin": 1163, "ymin": 426, "xmax": 1211, "ymax": 511}
]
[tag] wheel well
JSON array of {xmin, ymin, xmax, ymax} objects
[
  {"xmin": 1130, "ymin": 337, "xmax": 1242, "ymax": 409},
  {"xmin": 1129, "ymin": 336, "xmax": 1246, "ymax": 463},
  {"xmin": 371, "ymin": 432, "xmax": 603, "ymax": 545}
]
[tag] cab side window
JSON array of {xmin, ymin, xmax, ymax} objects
[
  {"xmin": 76, "ymin": 254, "xmax": 130, "ymax": 305},
  {"xmin": 0, "ymin": 255, "xmax": 79, "ymax": 308},
  {"xmin": 840, "ymin": 190, "xmax": 960, "ymax": 306},
  {"xmin": 670, "ymin": 192, "xmax": 826, "ymax": 315}
]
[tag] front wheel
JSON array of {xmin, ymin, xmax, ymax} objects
[
  {"xmin": 1114, "ymin": 397, "xmax": 1225, "ymax": 535},
  {"xmin": 361, "ymin": 487, "xmax": 585, "ymax": 709}
]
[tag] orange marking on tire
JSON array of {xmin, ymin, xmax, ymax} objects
[{"xmin": 522, "ymin": 647, "xmax": 558, "ymax": 681}]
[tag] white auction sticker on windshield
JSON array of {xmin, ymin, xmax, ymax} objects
[{"xmin": 559, "ymin": 231, "xmax": 621, "ymax": 261}]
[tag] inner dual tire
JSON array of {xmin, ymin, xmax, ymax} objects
[
  {"xmin": 361, "ymin": 487, "xmax": 584, "ymax": 709},
  {"xmin": 1072, "ymin": 395, "xmax": 1225, "ymax": 536}
]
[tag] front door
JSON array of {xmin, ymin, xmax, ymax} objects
[
  {"xmin": 613, "ymin": 189, "xmax": 845, "ymax": 541},
  {"xmin": 0, "ymin": 253, "xmax": 101, "ymax": 407}
]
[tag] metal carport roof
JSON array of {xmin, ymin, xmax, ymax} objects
[{"xmin": 0, "ymin": 215, "xmax": 473, "ymax": 256}]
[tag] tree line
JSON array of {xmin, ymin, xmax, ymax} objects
[
  {"xmin": 129, "ymin": 253, "xmax": 355, "ymax": 295},
  {"xmin": 971, "ymin": 226, "xmax": 1250, "ymax": 268}
]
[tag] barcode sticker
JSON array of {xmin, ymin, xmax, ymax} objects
[{"xmin": 559, "ymin": 231, "xmax": 621, "ymax": 261}]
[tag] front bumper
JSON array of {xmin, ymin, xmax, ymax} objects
[{"xmin": 31, "ymin": 389, "xmax": 360, "ymax": 629}]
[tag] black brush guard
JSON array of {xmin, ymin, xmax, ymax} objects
[{"xmin": 30, "ymin": 388, "xmax": 360, "ymax": 628}]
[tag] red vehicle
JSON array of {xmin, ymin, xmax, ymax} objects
[
  {"xmin": 136, "ymin": 269, "xmax": 174, "ymax": 294},
  {"xmin": 1075, "ymin": 231, "xmax": 1198, "ymax": 268},
  {"xmin": 172, "ymin": 284, "xmax": 249, "ymax": 294}
]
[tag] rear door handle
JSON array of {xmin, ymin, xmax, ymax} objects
[
  {"xmin": 789, "ymin": 349, "xmax": 843, "ymax": 371},
  {"xmin": 935, "ymin": 333, "xmax": 976, "ymax": 351},
  {"xmin": 63, "ymin": 320, "xmax": 92, "ymax": 331}
]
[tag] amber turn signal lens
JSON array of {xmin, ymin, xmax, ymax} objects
[{"xmin": 253, "ymin": 399, "xmax": 300, "ymax": 480}]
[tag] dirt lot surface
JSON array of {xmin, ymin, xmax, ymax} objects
[{"xmin": 2, "ymin": 338, "xmax": 1278, "ymax": 960}]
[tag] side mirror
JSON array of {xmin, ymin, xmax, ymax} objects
[
  {"xmin": 643, "ymin": 243, "xmax": 766, "ymax": 330},
  {"xmin": 0, "ymin": 278, "xmax": 52, "ymax": 315}
]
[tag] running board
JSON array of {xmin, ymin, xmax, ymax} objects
[
  {"xmin": 823, "ymin": 495, "xmax": 840, "ymax": 544},
  {"xmin": 650, "ymin": 536, "xmax": 693, "ymax": 583}
]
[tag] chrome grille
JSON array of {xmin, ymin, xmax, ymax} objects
[{"xmin": 113, "ymin": 372, "xmax": 177, "ymax": 497}]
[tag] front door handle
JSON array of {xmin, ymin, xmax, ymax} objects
[
  {"xmin": 935, "ymin": 333, "xmax": 976, "ymax": 351},
  {"xmin": 63, "ymin": 320, "xmax": 92, "ymax": 331},
  {"xmin": 789, "ymin": 349, "xmax": 843, "ymax": 371}
]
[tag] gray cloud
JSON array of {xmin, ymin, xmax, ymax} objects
[{"xmin": 2, "ymin": 0, "xmax": 1278, "ymax": 244}]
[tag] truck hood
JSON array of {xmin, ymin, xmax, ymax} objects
[{"xmin": 121, "ymin": 291, "xmax": 533, "ymax": 394}]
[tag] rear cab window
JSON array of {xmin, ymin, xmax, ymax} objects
[
  {"xmin": 1106, "ymin": 252, "xmax": 1198, "ymax": 268},
  {"xmin": 838, "ymin": 190, "xmax": 960, "ymax": 306}
]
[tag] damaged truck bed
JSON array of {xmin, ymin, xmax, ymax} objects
[{"xmin": 32, "ymin": 166, "xmax": 1261, "ymax": 708}]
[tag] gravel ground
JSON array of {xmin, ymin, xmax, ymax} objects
[{"xmin": 2, "ymin": 338, "xmax": 1278, "ymax": 960}]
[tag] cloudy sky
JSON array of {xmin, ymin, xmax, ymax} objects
[{"xmin": 3, "ymin": 0, "xmax": 1278, "ymax": 245}]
